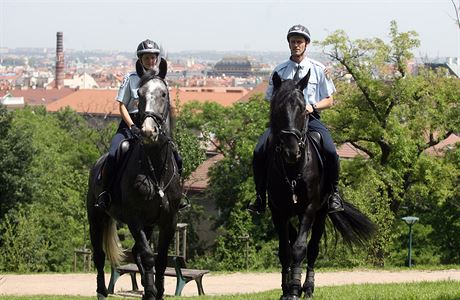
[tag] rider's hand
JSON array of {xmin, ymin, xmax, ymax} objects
[
  {"xmin": 130, "ymin": 124, "xmax": 142, "ymax": 138},
  {"xmin": 306, "ymin": 104, "xmax": 314, "ymax": 114}
]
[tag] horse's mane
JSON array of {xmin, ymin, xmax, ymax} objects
[{"xmin": 270, "ymin": 79, "xmax": 306, "ymax": 129}]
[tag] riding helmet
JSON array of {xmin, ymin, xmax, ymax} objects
[
  {"xmin": 136, "ymin": 39, "xmax": 161, "ymax": 58},
  {"xmin": 287, "ymin": 25, "xmax": 311, "ymax": 43}
]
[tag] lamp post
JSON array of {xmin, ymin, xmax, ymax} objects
[{"xmin": 401, "ymin": 216, "xmax": 419, "ymax": 267}]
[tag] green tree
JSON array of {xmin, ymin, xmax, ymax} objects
[
  {"xmin": 317, "ymin": 21, "xmax": 460, "ymax": 265},
  {"xmin": 178, "ymin": 95, "xmax": 277, "ymax": 270},
  {"xmin": 0, "ymin": 106, "xmax": 101, "ymax": 271},
  {"xmin": 0, "ymin": 104, "xmax": 35, "ymax": 217}
]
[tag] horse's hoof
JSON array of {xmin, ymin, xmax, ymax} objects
[
  {"xmin": 96, "ymin": 293, "xmax": 107, "ymax": 300},
  {"xmin": 281, "ymin": 295, "xmax": 300, "ymax": 300},
  {"xmin": 142, "ymin": 292, "xmax": 155, "ymax": 300},
  {"xmin": 303, "ymin": 288, "xmax": 313, "ymax": 299},
  {"xmin": 303, "ymin": 292, "xmax": 313, "ymax": 299}
]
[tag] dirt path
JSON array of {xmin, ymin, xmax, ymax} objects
[{"xmin": 0, "ymin": 270, "xmax": 459, "ymax": 297}]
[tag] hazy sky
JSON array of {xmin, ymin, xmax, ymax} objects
[{"xmin": 1, "ymin": 0, "xmax": 459, "ymax": 58}]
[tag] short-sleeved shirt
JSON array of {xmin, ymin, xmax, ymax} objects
[
  {"xmin": 266, "ymin": 57, "xmax": 335, "ymax": 105},
  {"xmin": 116, "ymin": 72, "xmax": 140, "ymax": 113}
]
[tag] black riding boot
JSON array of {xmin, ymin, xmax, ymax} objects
[
  {"xmin": 94, "ymin": 160, "xmax": 114, "ymax": 211},
  {"xmin": 172, "ymin": 149, "xmax": 189, "ymax": 211},
  {"xmin": 247, "ymin": 193, "xmax": 266, "ymax": 215},
  {"xmin": 173, "ymin": 148, "xmax": 183, "ymax": 176},
  {"xmin": 247, "ymin": 160, "xmax": 267, "ymax": 215},
  {"xmin": 328, "ymin": 183, "xmax": 344, "ymax": 213}
]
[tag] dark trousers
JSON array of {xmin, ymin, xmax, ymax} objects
[
  {"xmin": 104, "ymin": 114, "xmax": 140, "ymax": 188},
  {"xmin": 253, "ymin": 115, "xmax": 339, "ymax": 194}
]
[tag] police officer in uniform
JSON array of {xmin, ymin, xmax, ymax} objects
[
  {"xmin": 247, "ymin": 25, "xmax": 344, "ymax": 214},
  {"xmin": 95, "ymin": 39, "xmax": 187, "ymax": 211}
]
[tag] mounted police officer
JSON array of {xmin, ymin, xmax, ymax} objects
[
  {"xmin": 247, "ymin": 25, "xmax": 344, "ymax": 215},
  {"xmin": 95, "ymin": 39, "xmax": 187, "ymax": 211}
]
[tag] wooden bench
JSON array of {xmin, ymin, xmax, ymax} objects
[{"xmin": 107, "ymin": 252, "xmax": 210, "ymax": 296}]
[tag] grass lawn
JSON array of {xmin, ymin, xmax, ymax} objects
[{"xmin": 1, "ymin": 280, "xmax": 459, "ymax": 300}]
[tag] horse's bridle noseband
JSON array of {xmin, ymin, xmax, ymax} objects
[
  {"xmin": 276, "ymin": 122, "xmax": 308, "ymax": 153},
  {"xmin": 278, "ymin": 127, "xmax": 306, "ymax": 149}
]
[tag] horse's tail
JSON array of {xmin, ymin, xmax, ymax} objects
[
  {"xmin": 102, "ymin": 217, "xmax": 125, "ymax": 266},
  {"xmin": 328, "ymin": 201, "xmax": 377, "ymax": 247}
]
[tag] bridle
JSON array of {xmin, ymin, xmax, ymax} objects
[
  {"xmin": 274, "ymin": 112, "xmax": 310, "ymax": 205},
  {"xmin": 139, "ymin": 76, "xmax": 170, "ymax": 137},
  {"xmin": 137, "ymin": 76, "xmax": 177, "ymax": 201},
  {"xmin": 275, "ymin": 111, "xmax": 309, "ymax": 155}
]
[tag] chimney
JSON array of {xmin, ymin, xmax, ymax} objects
[{"xmin": 55, "ymin": 32, "xmax": 64, "ymax": 89}]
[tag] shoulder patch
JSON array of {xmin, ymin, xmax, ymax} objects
[
  {"xmin": 119, "ymin": 73, "xmax": 130, "ymax": 89},
  {"xmin": 120, "ymin": 72, "xmax": 137, "ymax": 89}
]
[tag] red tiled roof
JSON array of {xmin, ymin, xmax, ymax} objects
[
  {"xmin": 337, "ymin": 142, "xmax": 369, "ymax": 159},
  {"xmin": 239, "ymin": 81, "xmax": 268, "ymax": 102},
  {"xmin": 425, "ymin": 133, "xmax": 460, "ymax": 156},
  {"xmin": 170, "ymin": 87, "xmax": 248, "ymax": 107},
  {"xmin": 184, "ymin": 154, "xmax": 224, "ymax": 191},
  {"xmin": 44, "ymin": 87, "xmax": 247, "ymax": 116},
  {"xmin": 0, "ymin": 88, "xmax": 76, "ymax": 106},
  {"xmin": 46, "ymin": 89, "xmax": 119, "ymax": 116}
]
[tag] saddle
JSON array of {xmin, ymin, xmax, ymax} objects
[
  {"xmin": 307, "ymin": 130, "xmax": 324, "ymax": 170},
  {"xmin": 308, "ymin": 131, "xmax": 322, "ymax": 151},
  {"xmin": 97, "ymin": 138, "xmax": 134, "ymax": 184}
]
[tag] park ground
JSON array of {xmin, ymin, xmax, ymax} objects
[{"xmin": 0, "ymin": 269, "xmax": 459, "ymax": 297}]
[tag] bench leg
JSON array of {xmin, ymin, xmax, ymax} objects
[
  {"xmin": 107, "ymin": 266, "xmax": 120, "ymax": 294},
  {"xmin": 195, "ymin": 276, "xmax": 205, "ymax": 295},
  {"xmin": 130, "ymin": 273, "xmax": 139, "ymax": 291},
  {"xmin": 175, "ymin": 277, "xmax": 187, "ymax": 296}
]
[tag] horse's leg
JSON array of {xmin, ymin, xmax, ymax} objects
[
  {"xmin": 289, "ymin": 210, "xmax": 316, "ymax": 299},
  {"xmin": 303, "ymin": 208, "xmax": 327, "ymax": 299},
  {"xmin": 155, "ymin": 219, "xmax": 176, "ymax": 300},
  {"xmin": 88, "ymin": 208, "xmax": 109, "ymax": 299},
  {"xmin": 272, "ymin": 213, "xmax": 291, "ymax": 300},
  {"xmin": 129, "ymin": 224, "xmax": 156, "ymax": 300},
  {"xmin": 131, "ymin": 225, "xmax": 154, "ymax": 276}
]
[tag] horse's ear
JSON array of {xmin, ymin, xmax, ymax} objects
[
  {"xmin": 296, "ymin": 70, "xmax": 310, "ymax": 91},
  {"xmin": 158, "ymin": 57, "xmax": 167, "ymax": 79},
  {"xmin": 272, "ymin": 72, "xmax": 282, "ymax": 90}
]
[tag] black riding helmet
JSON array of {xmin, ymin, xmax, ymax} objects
[
  {"xmin": 287, "ymin": 25, "xmax": 311, "ymax": 43},
  {"xmin": 136, "ymin": 39, "xmax": 161, "ymax": 58}
]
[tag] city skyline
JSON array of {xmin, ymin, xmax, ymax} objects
[{"xmin": 1, "ymin": 0, "xmax": 459, "ymax": 58}]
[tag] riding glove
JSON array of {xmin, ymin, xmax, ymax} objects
[{"xmin": 130, "ymin": 124, "xmax": 142, "ymax": 138}]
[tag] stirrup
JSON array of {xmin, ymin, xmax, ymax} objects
[
  {"xmin": 178, "ymin": 194, "xmax": 191, "ymax": 211},
  {"xmin": 247, "ymin": 202, "xmax": 265, "ymax": 215},
  {"xmin": 95, "ymin": 191, "xmax": 111, "ymax": 210}
]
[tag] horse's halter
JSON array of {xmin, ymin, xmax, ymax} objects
[
  {"xmin": 138, "ymin": 77, "xmax": 170, "ymax": 141},
  {"xmin": 275, "ymin": 90, "xmax": 308, "ymax": 163}
]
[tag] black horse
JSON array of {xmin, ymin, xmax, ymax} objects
[
  {"xmin": 266, "ymin": 71, "xmax": 376, "ymax": 299},
  {"xmin": 87, "ymin": 61, "xmax": 182, "ymax": 300}
]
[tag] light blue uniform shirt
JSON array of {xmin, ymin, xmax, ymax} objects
[
  {"xmin": 266, "ymin": 57, "xmax": 335, "ymax": 105},
  {"xmin": 116, "ymin": 72, "xmax": 140, "ymax": 114}
]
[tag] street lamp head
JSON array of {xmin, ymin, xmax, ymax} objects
[{"xmin": 402, "ymin": 216, "xmax": 419, "ymax": 225}]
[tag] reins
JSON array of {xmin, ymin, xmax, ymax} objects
[
  {"xmin": 274, "ymin": 114, "xmax": 310, "ymax": 204},
  {"xmin": 139, "ymin": 138, "xmax": 178, "ymax": 200}
]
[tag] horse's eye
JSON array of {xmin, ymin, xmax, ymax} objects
[{"xmin": 162, "ymin": 92, "xmax": 166, "ymax": 98}]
